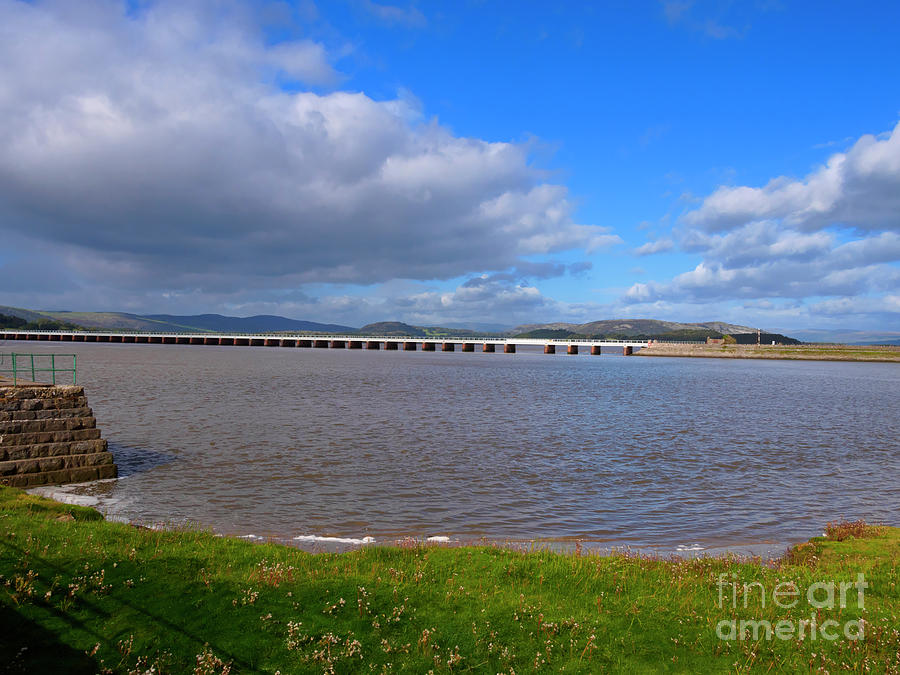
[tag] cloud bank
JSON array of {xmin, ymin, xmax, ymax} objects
[
  {"xmin": 0, "ymin": 0, "xmax": 618, "ymax": 315},
  {"xmin": 624, "ymin": 122, "xmax": 900, "ymax": 327}
]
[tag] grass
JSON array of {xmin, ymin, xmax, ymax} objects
[
  {"xmin": 641, "ymin": 343, "xmax": 900, "ymax": 363},
  {"xmin": 1, "ymin": 488, "xmax": 898, "ymax": 673}
]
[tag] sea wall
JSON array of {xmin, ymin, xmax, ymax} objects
[
  {"xmin": 0, "ymin": 384, "xmax": 117, "ymax": 488},
  {"xmin": 637, "ymin": 343, "xmax": 900, "ymax": 362}
]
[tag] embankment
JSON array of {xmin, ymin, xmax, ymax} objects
[
  {"xmin": 0, "ymin": 383, "xmax": 116, "ymax": 488},
  {"xmin": 638, "ymin": 342, "xmax": 900, "ymax": 362}
]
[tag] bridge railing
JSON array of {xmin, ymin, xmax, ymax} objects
[{"xmin": 0, "ymin": 353, "xmax": 76, "ymax": 385}]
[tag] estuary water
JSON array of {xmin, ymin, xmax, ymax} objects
[{"xmin": 13, "ymin": 342, "xmax": 900, "ymax": 555}]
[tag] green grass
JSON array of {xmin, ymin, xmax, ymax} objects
[{"xmin": 1, "ymin": 488, "xmax": 898, "ymax": 673}]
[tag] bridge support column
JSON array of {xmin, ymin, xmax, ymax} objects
[
  {"xmin": 366, "ymin": 341, "xmax": 380, "ymax": 350},
  {"xmin": 504, "ymin": 344, "xmax": 516, "ymax": 354},
  {"xmin": 461, "ymin": 343, "xmax": 474, "ymax": 352},
  {"xmin": 264, "ymin": 338, "xmax": 279, "ymax": 347},
  {"xmin": 348, "ymin": 341, "xmax": 362, "ymax": 349},
  {"xmin": 482, "ymin": 343, "xmax": 495, "ymax": 353},
  {"xmin": 385, "ymin": 341, "xmax": 398, "ymax": 350},
  {"xmin": 442, "ymin": 343, "xmax": 455, "ymax": 352},
  {"xmin": 591, "ymin": 346, "xmax": 602, "ymax": 356},
  {"xmin": 403, "ymin": 342, "xmax": 417, "ymax": 351},
  {"xmin": 544, "ymin": 344, "xmax": 556, "ymax": 354},
  {"xmin": 422, "ymin": 342, "xmax": 435, "ymax": 351},
  {"xmin": 203, "ymin": 337, "xmax": 217, "ymax": 345},
  {"xmin": 75, "ymin": 334, "xmax": 87, "ymax": 342},
  {"xmin": 567, "ymin": 345, "xmax": 579, "ymax": 355},
  {"xmin": 623, "ymin": 346, "xmax": 633, "ymax": 356},
  {"xmin": 330, "ymin": 340, "xmax": 345, "ymax": 348},
  {"xmin": 218, "ymin": 337, "xmax": 233, "ymax": 346}
]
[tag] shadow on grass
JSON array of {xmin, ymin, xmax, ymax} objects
[{"xmin": 0, "ymin": 603, "xmax": 99, "ymax": 675}]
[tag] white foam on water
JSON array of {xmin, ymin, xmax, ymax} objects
[
  {"xmin": 675, "ymin": 543, "xmax": 705, "ymax": 552},
  {"xmin": 27, "ymin": 488, "xmax": 100, "ymax": 508},
  {"xmin": 294, "ymin": 535, "xmax": 375, "ymax": 545},
  {"xmin": 237, "ymin": 534, "xmax": 259, "ymax": 539},
  {"xmin": 426, "ymin": 536, "xmax": 450, "ymax": 543}
]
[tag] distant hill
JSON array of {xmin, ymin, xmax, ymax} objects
[
  {"xmin": 510, "ymin": 319, "xmax": 757, "ymax": 340},
  {"xmin": 789, "ymin": 329, "xmax": 900, "ymax": 345},
  {"xmin": 0, "ymin": 306, "xmax": 354, "ymax": 334},
  {"xmin": 358, "ymin": 322, "xmax": 427, "ymax": 337},
  {"xmin": 0, "ymin": 305, "xmax": 818, "ymax": 343},
  {"xmin": 0, "ymin": 311, "xmax": 83, "ymax": 331},
  {"xmin": 143, "ymin": 314, "xmax": 354, "ymax": 334}
]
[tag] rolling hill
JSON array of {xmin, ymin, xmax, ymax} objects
[
  {"xmin": 0, "ymin": 306, "xmax": 353, "ymax": 334},
  {"xmin": 509, "ymin": 319, "xmax": 757, "ymax": 338}
]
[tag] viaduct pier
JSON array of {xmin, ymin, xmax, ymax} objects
[{"xmin": 0, "ymin": 331, "xmax": 650, "ymax": 356}]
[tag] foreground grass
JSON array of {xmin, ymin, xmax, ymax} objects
[{"xmin": 1, "ymin": 488, "xmax": 898, "ymax": 673}]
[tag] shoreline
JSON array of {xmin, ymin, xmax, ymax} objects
[
  {"xmin": 2, "ymin": 485, "xmax": 897, "ymax": 673},
  {"xmin": 637, "ymin": 342, "xmax": 900, "ymax": 362},
  {"xmin": 27, "ymin": 480, "xmax": 789, "ymax": 559}
]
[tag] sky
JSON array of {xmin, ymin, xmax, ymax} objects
[{"xmin": 1, "ymin": 0, "xmax": 899, "ymax": 332}]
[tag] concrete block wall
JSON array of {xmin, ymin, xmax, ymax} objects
[{"xmin": 0, "ymin": 385, "xmax": 117, "ymax": 488}]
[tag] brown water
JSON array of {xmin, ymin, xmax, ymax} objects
[{"xmin": 12, "ymin": 342, "xmax": 900, "ymax": 555}]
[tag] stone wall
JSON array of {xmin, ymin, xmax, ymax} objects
[{"xmin": 0, "ymin": 384, "xmax": 117, "ymax": 488}]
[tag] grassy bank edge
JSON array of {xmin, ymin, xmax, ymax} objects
[
  {"xmin": 1, "ymin": 486, "xmax": 898, "ymax": 673},
  {"xmin": 638, "ymin": 344, "xmax": 900, "ymax": 363}
]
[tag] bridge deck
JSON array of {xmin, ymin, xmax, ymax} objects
[{"xmin": 0, "ymin": 330, "xmax": 653, "ymax": 348}]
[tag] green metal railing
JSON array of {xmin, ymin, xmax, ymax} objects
[{"xmin": 0, "ymin": 353, "xmax": 76, "ymax": 385}]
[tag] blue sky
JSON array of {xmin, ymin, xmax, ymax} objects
[{"xmin": 0, "ymin": 0, "xmax": 898, "ymax": 333}]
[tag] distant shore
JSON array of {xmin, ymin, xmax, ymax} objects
[{"xmin": 638, "ymin": 342, "xmax": 900, "ymax": 362}]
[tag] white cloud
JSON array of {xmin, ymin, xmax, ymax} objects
[
  {"xmin": 622, "ymin": 121, "xmax": 900, "ymax": 329},
  {"xmin": 684, "ymin": 122, "xmax": 900, "ymax": 232},
  {"xmin": 362, "ymin": 1, "xmax": 426, "ymax": 28},
  {"xmin": 0, "ymin": 0, "xmax": 616, "ymax": 307},
  {"xmin": 633, "ymin": 238, "xmax": 674, "ymax": 256}
]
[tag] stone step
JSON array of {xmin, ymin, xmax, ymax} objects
[
  {"xmin": 0, "ymin": 396, "xmax": 89, "ymax": 413},
  {"xmin": 0, "ymin": 462, "xmax": 117, "ymax": 488},
  {"xmin": 0, "ymin": 406, "xmax": 94, "ymax": 422},
  {"xmin": 0, "ymin": 427, "xmax": 102, "ymax": 447},
  {"xmin": 0, "ymin": 438, "xmax": 108, "ymax": 462},
  {"xmin": 0, "ymin": 385, "xmax": 83, "ymax": 400},
  {"xmin": 0, "ymin": 417, "xmax": 97, "ymax": 435},
  {"xmin": 0, "ymin": 450, "xmax": 115, "ymax": 476}
]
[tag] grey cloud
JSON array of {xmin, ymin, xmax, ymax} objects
[
  {"xmin": 462, "ymin": 261, "xmax": 594, "ymax": 287},
  {"xmin": 0, "ymin": 0, "xmax": 616, "ymax": 300}
]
